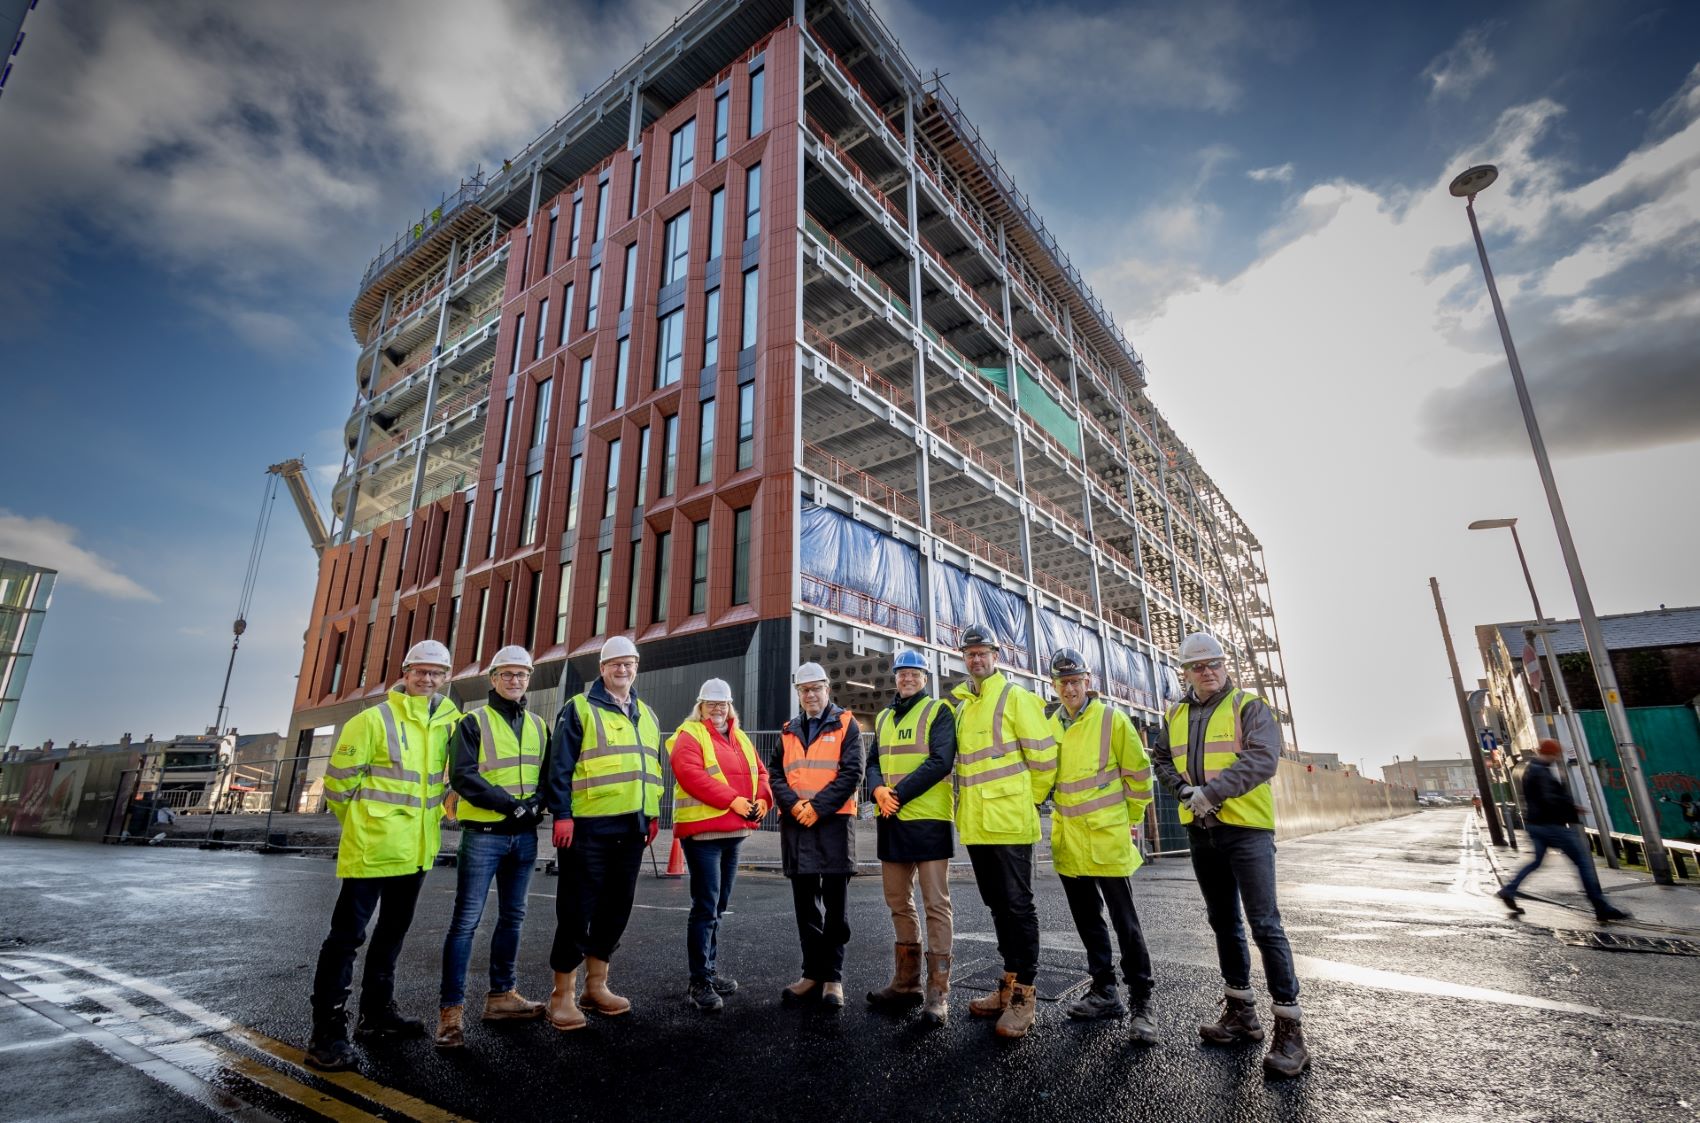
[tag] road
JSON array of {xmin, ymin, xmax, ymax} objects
[{"xmin": 2, "ymin": 809, "xmax": 1696, "ymax": 1123}]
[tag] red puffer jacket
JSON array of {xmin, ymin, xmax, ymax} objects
[{"xmin": 672, "ymin": 719, "xmax": 773, "ymax": 839}]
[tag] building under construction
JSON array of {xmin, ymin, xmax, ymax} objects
[{"xmin": 286, "ymin": 0, "xmax": 1297, "ymax": 750}]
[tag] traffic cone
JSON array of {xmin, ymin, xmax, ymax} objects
[{"xmin": 664, "ymin": 834, "xmax": 686, "ymax": 878}]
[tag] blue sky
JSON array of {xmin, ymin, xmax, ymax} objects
[{"xmin": 2, "ymin": 0, "xmax": 1696, "ymax": 772}]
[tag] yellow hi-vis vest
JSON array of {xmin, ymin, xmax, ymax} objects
[
  {"xmin": 1049, "ymin": 697, "xmax": 1153, "ymax": 877},
  {"xmin": 570, "ymin": 692, "xmax": 663, "ymax": 818},
  {"xmin": 667, "ymin": 719, "xmax": 760, "ymax": 823},
  {"xmin": 951, "ymin": 671, "xmax": 1058, "ymax": 845},
  {"xmin": 1167, "ymin": 689, "xmax": 1274, "ymax": 830},
  {"xmin": 324, "ymin": 689, "xmax": 461, "ymax": 878},
  {"xmin": 873, "ymin": 697, "xmax": 954, "ymax": 822},
  {"xmin": 457, "ymin": 706, "xmax": 547, "ymax": 823}
]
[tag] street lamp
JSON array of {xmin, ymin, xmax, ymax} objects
[{"xmin": 1450, "ymin": 165, "xmax": 1672, "ymax": 883}]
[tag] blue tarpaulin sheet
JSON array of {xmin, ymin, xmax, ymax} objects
[
  {"xmin": 1105, "ymin": 639, "xmax": 1156, "ymax": 711},
  {"xmin": 1036, "ymin": 608, "xmax": 1104, "ymax": 681},
  {"xmin": 799, "ymin": 504, "xmax": 924, "ymax": 637},
  {"xmin": 931, "ymin": 559, "xmax": 1032, "ymax": 671}
]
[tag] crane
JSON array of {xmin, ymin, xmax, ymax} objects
[{"xmin": 267, "ymin": 458, "xmax": 331, "ymax": 556}]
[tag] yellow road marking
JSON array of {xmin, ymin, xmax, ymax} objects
[
  {"xmin": 219, "ymin": 1050, "xmax": 389, "ymax": 1123},
  {"xmin": 236, "ymin": 1028, "xmax": 471, "ymax": 1123}
]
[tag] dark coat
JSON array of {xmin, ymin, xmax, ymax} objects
[
  {"xmin": 768, "ymin": 703, "xmax": 864, "ymax": 876},
  {"xmin": 1520, "ymin": 758, "xmax": 1577, "ymax": 826},
  {"xmin": 866, "ymin": 691, "xmax": 957, "ymax": 863}
]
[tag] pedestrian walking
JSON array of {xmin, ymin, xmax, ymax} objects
[
  {"xmin": 544, "ymin": 635, "xmax": 664, "ymax": 1030},
  {"xmin": 769, "ymin": 661, "xmax": 864, "ymax": 1008},
  {"xmin": 952, "ymin": 624, "xmax": 1058, "ymax": 1040},
  {"xmin": 1152, "ymin": 632, "xmax": 1309, "ymax": 1077},
  {"xmin": 434, "ymin": 646, "xmax": 549, "ymax": 1048},
  {"xmin": 1044, "ymin": 648, "xmax": 1159, "ymax": 1044},
  {"xmin": 866, "ymin": 649, "xmax": 957, "ymax": 1026},
  {"xmin": 306, "ymin": 640, "xmax": 462, "ymax": 1071},
  {"xmin": 1498, "ymin": 739, "xmax": 1631, "ymax": 923},
  {"xmin": 666, "ymin": 678, "xmax": 772, "ymax": 1012}
]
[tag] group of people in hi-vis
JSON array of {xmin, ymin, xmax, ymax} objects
[{"xmin": 303, "ymin": 626, "xmax": 1311, "ymax": 1080}]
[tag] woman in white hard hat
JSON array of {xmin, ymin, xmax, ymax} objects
[{"xmin": 665, "ymin": 678, "xmax": 772, "ymax": 1011}]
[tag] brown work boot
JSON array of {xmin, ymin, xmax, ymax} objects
[
  {"xmin": 1263, "ymin": 1014, "xmax": 1310, "ymax": 1077},
  {"xmin": 866, "ymin": 942, "xmax": 924, "ymax": 1009},
  {"xmin": 780, "ymin": 977, "xmax": 821, "ymax": 1006},
  {"xmin": 994, "ymin": 981, "xmax": 1037, "ymax": 1039},
  {"xmin": 1199, "ymin": 991, "xmax": 1265, "ymax": 1043},
  {"xmin": 580, "ymin": 957, "xmax": 631, "ymax": 1015},
  {"xmin": 433, "ymin": 1006, "xmax": 464, "ymax": 1048},
  {"xmin": 546, "ymin": 970, "xmax": 586, "ymax": 1031},
  {"xmin": 481, "ymin": 989, "xmax": 545, "ymax": 1021},
  {"xmin": 920, "ymin": 953, "xmax": 951, "ymax": 1027},
  {"xmin": 968, "ymin": 971, "xmax": 1015, "ymax": 1018}
]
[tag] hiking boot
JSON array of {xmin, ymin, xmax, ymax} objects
[
  {"xmin": 547, "ymin": 970, "xmax": 586, "ymax": 1031},
  {"xmin": 354, "ymin": 1001, "xmax": 426, "ymax": 1041},
  {"xmin": 821, "ymin": 981, "xmax": 845, "ymax": 1008},
  {"xmin": 481, "ymin": 989, "xmax": 545, "ymax": 1021},
  {"xmin": 1496, "ymin": 889, "xmax": 1524, "ymax": 916},
  {"xmin": 1262, "ymin": 1014, "xmax": 1310, "ymax": 1077},
  {"xmin": 1595, "ymin": 905, "xmax": 1632, "ymax": 923},
  {"xmin": 969, "ymin": 971, "xmax": 1015, "ymax": 1018},
  {"xmin": 708, "ymin": 975, "xmax": 739, "ymax": 996},
  {"xmin": 994, "ymin": 982, "xmax": 1037, "ymax": 1039},
  {"xmin": 580, "ymin": 957, "xmax": 630, "ymax": 1016},
  {"xmin": 433, "ymin": 1006, "xmax": 464, "ymax": 1048},
  {"xmin": 920, "ymin": 953, "xmax": 951, "ymax": 1027},
  {"xmin": 1129, "ymin": 999, "xmax": 1159, "ymax": 1045},
  {"xmin": 1064, "ymin": 983, "xmax": 1126, "ymax": 1020},
  {"xmin": 304, "ymin": 1004, "xmax": 359, "ymax": 1071},
  {"xmin": 780, "ymin": 977, "xmax": 821, "ymax": 1006},
  {"xmin": 687, "ymin": 980, "xmax": 724, "ymax": 1012},
  {"xmin": 1199, "ymin": 993, "xmax": 1265, "ymax": 1044},
  {"xmin": 867, "ymin": 942, "xmax": 924, "ymax": 1009}
]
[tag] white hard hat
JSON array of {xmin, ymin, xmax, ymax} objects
[
  {"xmin": 488, "ymin": 645, "xmax": 534, "ymax": 673},
  {"xmin": 599, "ymin": 635, "xmax": 639, "ymax": 663},
  {"xmin": 792, "ymin": 661, "xmax": 828, "ymax": 686},
  {"xmin": 1178, "ymin": 633, "xmax": 1226, "ymax": 666},
  {"xmin": 698, "ymin": 678, "xmax": 734, "ymax": 702},
  {"xmin": 403, "ymin": 639, "xmax": 452, "ymax": 669}
]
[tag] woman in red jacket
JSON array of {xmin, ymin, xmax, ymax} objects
[{"xmin": 666, "ymin": 678, "xmax": 772, "ymax": 1011}]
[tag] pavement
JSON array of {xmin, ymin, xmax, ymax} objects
[{"xmin": 4, "ymin": 808, "xmax": 1699, "ymax": 1123}]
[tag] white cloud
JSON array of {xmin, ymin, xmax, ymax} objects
[
  {"xmin": 1422, "ymin": 22, "xmax": 1500, "ymax": 101},
  {"xmin": 1247, "ymin": 163, "xmax": 1295, "ymax": 184},
  {"xmin": 0, "ymin": 511, "xmax": 157, "ymax": 601}
]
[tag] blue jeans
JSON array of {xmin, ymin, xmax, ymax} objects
[
  {"xmin": 440, "ymin": 829, "xmax": 538, "ymax": 1008},
  {"xmin": 1503, "ymin": 823, "xmax": 1607, "ymax": 907},
  {"xmin": 1188, "ymin": 824, "xmax": 1299, "ymax": 1005},
  {"xmin": 683, "ymin": 836, "xmax": 744, "ymax": 983}
]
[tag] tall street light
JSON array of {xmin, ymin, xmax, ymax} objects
[
  {"xmin": 1468, "ymin": 517, "xmax": 1619, "ymax": 867},
  {"xmin": 1450, "ymin": 165, "xmax": 1672, "ymax": 883}
]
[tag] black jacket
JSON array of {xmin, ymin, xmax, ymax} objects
[
  {"xmin": 1520, "ymin": 758, "xmax": 1577, "ymax": 826},
  {"xmin": 866, "ymin": 692, "xmax": 956, "ymax": 863},
  {"xmin": 768, "ymin": 703, "xmax": 864, "ymax": 876},
  {"xmin": 451, "ymin": 691, "xmax": 550, "ymax": 833}
]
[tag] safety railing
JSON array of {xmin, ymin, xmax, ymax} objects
[
  {"xmin": 359, "ymin": 178, "xmax": 487, "ymax": 294},
  {"xmin": 431, "ymin": 381, "xmax": 490, "ymax": 429},
  {"xmin": 925, "ymin": 414, "xmax": 1016, "ymax": 490},
  {"xmin": 802, "ymin": 323, "xmax": 914, "ymax": 411},
  {"xmin": 358, "ymin": 425, "xmax": 414, "ymax": 468},
  {"xmin": 803, "ymin": 216, "xmax": 913, "ymax": 321},
  {"xmin": 920, "ymin": 238, "xmax": 1002, "ymax": 326},
  {"xmin": 802, "ymin": 442, "xmax": 921, "ymax": 522},
  {"xmin": 1026, "ymin": 488, "xmax": 1088, "ymax": 540},
  {"xmin": 805, "ymin": 116, "xmax": 907, "ymax": 228},
  {"xmin": 930, "ymin": 511, "xmax": 1022, "ymax": 575},
  {"xmin": 800, "ymin": 573, "xmax": 924, "ymax": 640}
]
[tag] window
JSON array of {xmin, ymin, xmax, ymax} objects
[
  {"xmin": 736, "ymin": 382, "xmax": 755, "ymax": 470},
  {"xmin": 585, "ymin": 266, "xmax": 601, "ymax": 329},
  {"xmin": 660, "ymin": 415, "xmax": 678, "ymax": 497},
  {"xmin": 520, "ymin": 472, "xmax": 542, "ymax": 545},
  {"xmin": 524, "ymin": 570, "xmax": 542, "ymax": 649},
  {"xmin": 371, "ymin": 538, "xmax": 387, "ymax": 598},
  {"xmin": 691, "ymin": 520, "xmax": 710, "ymax": 614},
  {"xmin": 458, "ymin": 501, "xmax": 475, "ymax": 568},
  {"xmin": 703, "ymin": 287, "xmax": 720, "ymax": 366},
  {"xmin": 604, "ymin": 438, "xmax": 622, "ymax": 519},
  {"xmin": 697, "ymin": 399, "xmax": 716, "ymax": 484},
  {"xmin": 533, "ymin": 297, "xmax": 548, "ymax": 361},
  {"xmin": 662, "ymin": 210, "xmax": 691, "ymax": 286},
  {"xmin": 626, "ymin": 538, "xmax": 643, "ymax": 630},
  {"xmin": 668, "ymin": 119, "xmax": 696, "ymax": 190},
  {"xmin": 614, "ymin": 336, "xmax": 630, "ymax": 407},
  {"xmin": 569, "ymin": 197, "xmax": 583, "ymax": 256},
  {"xmin": 498, "ymin": 397, "xmax": 514, "ymax": 461},
  {"xmin": 554, "ymin": 562, "xmax": 572, "ymax": 644},
  {"xmin": 655, "ymin": 309, "xmax": 684, "ymax": 387},
  {"xmin": 475, "ymin": 586, "xmax": 491, "ymax": 663},
  {"xmin": 621, "ymin": 243, "xmax": 638, "ymax": 312},
  {"xmin": 486, "ymin": 486, "xmax": 502, "ymax": 559},
  {"xmin": 636, "ymin": 425, "xmax": 651, "ymax": 506},
  {"xmin": 510, "ymin": 312, "xmax": 525, "ymax": 375},
  {"xmin": 545, "ymin": 211, "xmax": 558, "ymax": 275},
  {"xmin": 559, "ymin": 283, "xmax": 574, "ymax": 346},
  {"xmin": 744, "ymin": 164, "xmax": 761, "ymax": 240},
  {"xmin": 593, "ymin": 181, "xmax": 610, "ymax": 242},
  {"xmin": 628, "ymin": 155, "xmax": 641, "ymax": 219},
  {"xmin": 594, "ymin": 551, "xmax": 612, "ymax": 634},
  {"xmin": 521, "ymin": 232, "xmax": 532, "ymax": 288},
  {"xmin": 576, "ymin": 357, "xmax": 592, "ymax": 426},
  {"xmin": 748, "ymin": 67, "xmax": 765, "ymax": 137},
  {"xmin": 652, "ymin": 531, "xmax": 671, "ymax": 624},
  {"xmin": 564, "ymin": 455, "xmax": 582, "ymax": 532},
  {"xmin": 709, "ymin": 188, "xmax": 726, "ymax": 259},
  {"xmin": 531, "ymin": 378, "xmax": 553, "ymax": 448},
  {"xmin": 358, "ymin": 621, "xmax": 373, "ymax": 687},
  {"xmin": 445, "ymin": 596, "xmax": 460, "ymax": 660},
  {"xmin": 732, "ymin": 506, "xmax": 752, "ymax": 605},
  {"xmin": 741, "ymin": 267, "xmax": 759, "ymax": 348},
  {"xmin": 713, "ymin": 93, "xmax": 729, "ymax": 161}
]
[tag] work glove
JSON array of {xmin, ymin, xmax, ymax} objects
[
  {"xmin": 552, "ymin": 818, "xmax": 574, "ymax": 849},
  {"xmin": 1178, "ymin": 784, "xmax": 1198, "ymax": 801},
  {"xmin": 646, "ymin": 819, "xmax": 661, "ymax": 846},
  {"xmin": 1187, "ymin": 787, "xmax": 1217, "ymax": 818}
]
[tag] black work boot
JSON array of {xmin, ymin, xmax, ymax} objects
[
  {"xmin": 355, "ymin": 1000, "xmax": 427, "ymax": 1041},
  {"xmin": 1128, "ymin": 997, "xmax": 1159, "ymax": 1045},
  {"xmin": 304, "ymin": 1004, "xmax": 359, "ymax": 1071},
  {"xmin": 1199, "ymin": 992, "xmax": 1265, "ymax": 1043},
  {"xmin": 1262, "ymin": 1013, "xmax": 1310, "ymax": 1077},
  {"xmin": 1064, "ymin": 982, "xmax": 1127, "ymax": 1020}
]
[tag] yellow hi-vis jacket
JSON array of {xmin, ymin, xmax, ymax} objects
[
  {"xmin": 952, "ymin": 671, "xmax": 1057, "ymax": 844},
  {"xmin": 456, "ymin": 707, "xmax": 547, "ymax": 824},
  {"xmin": 1048, "ymin": 696, "xmax": 1153, "ymax": 876},
  {"xmin": 324, "ymin": 689, "xmax": 462, "ymax": 878},
  {"xmin": 667, "ymin": 719, "xmax": 761, "ymax": 824},
  {"xmin": 1166, "ymin": 689, "xmax": 1274, "ymax": 830},
  {"xmin": 569, "ymin": 693, "xmax": 663, "ymax": 818},
  {"xmin": 873, "ymin": 697, "xmax": 954, "ymax": 822}
]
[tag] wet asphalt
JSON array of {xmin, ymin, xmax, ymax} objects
[{"xmin": 2, "ymin": 809, "xmax": 1697, "ymax": 1123}]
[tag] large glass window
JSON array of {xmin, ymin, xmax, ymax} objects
[
  {"xmin": 585, "ymin": 266, "xmax": 601, "ymax": 329},
  {"xmin": 569, "ymin": 197, "xmax": 583, "ymax": 256},
  {"xmin": 458, "ymin": 501, "xmax": 475, "ymax": 569},
  {"xmin": 744, "ymin": 164, "xmax": 761, "ymax": 240},
  {"xmin": 691, "ymin": 520, "xmax": 710, "ymax": 614},
  {"xmin": 713, "ymin": 93, "xmax": 729, "ymax": 160},
  {"xmin": 636, "ymin": 425, "xmax": 651, "ymax": 507},
  {"xmin": 510, "ymin": 312, "xmax": 525, "ymax": 375},
  {"xmin": 628, "ymin": 154, "xmax": 641, "ymax": 219},
  {"xmin": 741, "ymin": 267, "xmax": 759, "ymax": 349},
  {"xmin": 544, "ymin": 211, "xmax": 558, "ymax": 275},
  {"xmin": 703, "ymin": 287, "xmax": 720, "ymax": 367},
  {"xmin": 621, "ymin": 243, "xmax": 638, "ymax": 311},
  {"xmin": 530, "ymin": 378, "xmax": 553, "ymax": 448},
  {"xmin": 533, "ymin": 297, "xmax": 548, "ymax": 361},
  {"xmin": 593, "ymin": 181, "xmax": 610, "ymax": 242},
  {"xmin": 614, "ymin": 336, "xmax": 630, "ymax": 407},
  {"xmin": 524, "ymin": 569, "xmax": 542, "ymax": 649},
  {"xmin": 474, "ymin": 586, "xmax": 491, "ymax": 665},
  {"xmin": 662, "ymin": 210, "xmax": 691, "ymax": 286},
  {"xmin": 554, "ymin": 562, "xmax": 572, "ymax": 644},
  {"xmin": 660, "ymin": 415, "xmax": 678, "ymax": 497},
  {"xmin": 604, "ymin": 438, "xmax": 622, "ymax": 519},
  {"xmin": 736, "ymin": 381, "xmax": 755, "ymax": 470},
  {"xmin": 652, "ymin": 531, "xmax": 671, "ymax": 624},
  {"xmin": 559, "ymin": 283, "xmax": 574, "ymax": 347},
  {"xmin": 709, "ymin": 188, "xmax": 725, "ymax": 260},
  {"xmin": 498, "ymin": 397, "xmax": 514, "ymax": 461},
  {"xmin": 445, "ymin": 595, "xmax": 460, "ymax": 657},
  {"xmin": 486, "ymin": 486, "xmax": 502, "ymax": 558},
  {"xmin": 576, "ymin": 356, "xmax": 592, "ymax": 426},
  {"xmin": 564, "ymin": 455, "xmax": 582, "ymax": 532},
  {"xmin": 655, "ymin": 309, "xmax": 684, "ymax": 388},
  {"xmin": 698, "ymin": 399, "xmax": 716, "ymax": 485},
  {"xmin": 668, "ymin": 119, "xmax": 696, "ymax": 191},
  {"xmin": 748, "ymin": 67, "xmax": 765, "ymax": 137},
  {"xmin": 520, "ymin": 472, "xmax": 542, "ymax": 545},
  {"xmin": 594, "ymin": 551, "xmax": 611, "ymax": 634},
  {"xmin": 732, "ymin": 506, "xmax": 752, "ymax": 605},
  {"xmin": 626, "ymin": 539, "xmax": 643, "ymax": 630}
]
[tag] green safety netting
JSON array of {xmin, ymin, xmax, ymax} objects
[{"xmin": 975, "ymin": 366, "xmax": 1082, "ymax": 455}]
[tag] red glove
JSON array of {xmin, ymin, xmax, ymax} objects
[
  {"xmin": 552, "ymin": 819, "xmax": 574, "ymax": 849},
  {"xmin": 646, "ymin": 819, "xmax": 661, "ymax": 846}
]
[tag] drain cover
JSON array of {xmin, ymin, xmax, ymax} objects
[
  {"xmin": 954, "ymin": 952, "xmax": 1093, "ymax": 1002},
  {"xmin": 1554, "ymin": 929, "xmax": 1700, "ymax": 956}
]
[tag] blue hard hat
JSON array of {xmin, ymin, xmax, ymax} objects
[{"xmin": 892, "ymin": 650, "xmax": 929, "ymax": 673}]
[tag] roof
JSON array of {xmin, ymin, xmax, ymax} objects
[{"xmin": 1490, "ymin": 605, "xmax": 1700, "ymax": 659}]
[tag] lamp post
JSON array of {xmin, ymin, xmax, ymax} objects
[{"xmin": 1451, "ymin": 166, "xmax": 1671, "ymax": 883}]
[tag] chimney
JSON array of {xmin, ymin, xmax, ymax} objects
[{"xmin": 120, "ymin": 733, "xmax": 132, "ymax": 745}]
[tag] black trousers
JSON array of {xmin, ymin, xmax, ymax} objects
[
  {"xmin": 790, "ymin": 874, "xmax": 851, "ymax": 982},
  {"xmin": 1187, "ymin": 824, "xmax": 1299, "ymax": 1005},
  {"xmin": 311, "ymin": 871, "xmax": 426, "ymax": 1013},
  {"xmin": 1060, "ymin": 874, "xmax": 1154, "ymax": 999},
  {"xmin": 966, "ymin": 844, "xmax": 1039, "ymax": 985},
  {"xmin": 551, "ymin": 829, "xmax": 644, "ymax": 972}
]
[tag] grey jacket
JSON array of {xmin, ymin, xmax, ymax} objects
[{"xmin": 1151, "ymin": 681, "xmax": 1281, "ymax": 808}]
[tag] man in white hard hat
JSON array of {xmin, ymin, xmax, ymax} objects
[
  {"xmin": 307, "ymin": 639, "xmax": 462, "ymax": 1071},
  {"xmin": 434, "ymin": 646, "xmax": 550, "ymax": 1047},
  {"xmin": 542, "ymin": 635, "xmax": 664, "ymax": 1029},
  {"xmin": 769, "ymin": 661, "xmax": 864, "ymax": 1008},
  {"xmin": 1151, "ymin": 632, "xmax": 1308, "ymax": 1077}
]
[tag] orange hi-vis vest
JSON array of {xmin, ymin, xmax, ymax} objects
[{"xmin": 782, "ymin": 710, "xmax": 856, "ymax": 815}]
